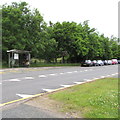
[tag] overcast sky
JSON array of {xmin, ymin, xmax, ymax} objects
[{"xmin": 1, "ymin": 0, "xmax": 119, "ymax": 38}]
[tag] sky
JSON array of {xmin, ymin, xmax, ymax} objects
[{"xmin": 1, "ymin": 0, "xmax": 119, "ymax": 38}]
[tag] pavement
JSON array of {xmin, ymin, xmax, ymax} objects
[
  {"xmin": 2, "ymin": 103, "xmax": 64, "ymax": 118},
  {"xmin": 1, "ymin": 65, "xmax": 119, "ymax": 118}
]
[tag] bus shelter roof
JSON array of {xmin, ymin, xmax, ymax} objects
[{"xmin": 7, "ymin": 49, "xmax": 30, "ymax": 53}]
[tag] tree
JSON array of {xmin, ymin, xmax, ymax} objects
[{"xmin": 2, "ymin": 2, "xmax": 45, "ymax": 60}]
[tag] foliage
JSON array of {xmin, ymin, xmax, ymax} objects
[{"xmin": 2, "ymin": 2, "xmax": 119, "ymax": 63}]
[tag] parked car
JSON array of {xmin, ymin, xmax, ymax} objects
[
  {"xmin": 107, "ymin": 60, "xmax": 112, "ymax": 65},
  {"xmin": 118, "ymin": 60, "xmax": 120, "ymax": 64},
  {"xmin": 97, "ymin": 60, "xmax": 104, "ymax": 66},
  {"xmin": 112, "ymin": 59, "xmax": 118, "ymax": 65},
  {"xmin": 92, "ymin": 60, "xmax": 98, "ymax": 66},
  {"xmin": 81, "ymin": 60, "xmax": 93, "ymax": 67},
  {"xmin": 103, "ymin": 60, "xmax": 108, "ymax": 65}
]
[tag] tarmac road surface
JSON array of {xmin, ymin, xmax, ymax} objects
[{"xmin": 1, "ymin": 65, "xmax": 118, "ymax": 104}]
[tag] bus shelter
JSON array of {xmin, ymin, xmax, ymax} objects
[{"xmin": 7, "ymin": 49, "xmax": 31, "ymax": 68}]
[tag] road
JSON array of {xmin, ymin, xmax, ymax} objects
[{"xmin": 1, "ymin": 65, "xmax": 118, "ymax": 104}]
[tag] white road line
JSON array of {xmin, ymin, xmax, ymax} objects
[
  {"xmin": 8, "ymin": 79, "xmax": 21, "ymax": 82},
  {"xmin": 0, "ymin": 83, "xmax": 2, "ymax": 84},
  {"xmin": 74, "ymin": 82, "xmax": 85, "ymax": 84},
  {"xmin": 39, "ymin": 75, "xmax": 46, "ymax": 78},
  {"xmin": 100, "ymin": 76, "xmax": 105, "ymax": 78},
  {"xmin": 67, "ymin": 72, "xmax": 73, "ymax": 74},
  {"xmin": 93, "ymin": 78, "xmax": 99, "ymax": 80},
  {"xmin": 49, "ymin": 73, "xmax": 56, "ymax": 76},
  {"xmin": 84, "ymin": 70, "xmax": 88, "ymax": 71},
  {"xmin": 73, "ymin": 71, "xmax": 78, "ymax": 73},
  {"xmin": 84, "ymin": 79, "xmax": 92, "ymax": 81},
  {"xmin": 16, "ymin": 94, "xmax": 33, "ymax": 98},
  {"xmin": 24, "ymin": 77, "xmax": 34, "ymax": 79},
  {"xmin": 86, "ymin": 79, "xmax": 93, "ymax": 82},
  {"xmin": 42, "ymin": 89, "xmax": 54, "ymax": 92},
  {"xmin": 60, "ymin": 84, "xmax": 73, "ymax": 88},
  {"xmin": 59, "ymin": 73, "xmax": 64, "ymax": 75},
  {"xmin": 89, "ymin": 69, "xmax": 93, "ymax": 71},
  {"xmin": 111, "ymin": 74, "xmax": 116, "ymax": 76}
]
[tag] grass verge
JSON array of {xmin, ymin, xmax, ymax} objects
[{"xmin": 48, "ymin": 78, "xmax": 118, "ymax": 118}]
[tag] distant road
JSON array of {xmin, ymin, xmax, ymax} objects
[{"xmin": 2, "ymin": 65, "xmax": 118, "ymax": 104}]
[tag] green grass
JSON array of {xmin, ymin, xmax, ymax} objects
[{"xmin": 49, "ymin": 78, "xmax": 118, "ymax": 118}]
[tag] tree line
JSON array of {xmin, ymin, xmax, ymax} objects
[{"xmin": 2, "ymin": 2, "xmax": 119, "ymax": 63}]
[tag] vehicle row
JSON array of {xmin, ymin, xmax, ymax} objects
[{"xmin": 81, "ymin": 59, "xmax": 119, "ymax": 67}]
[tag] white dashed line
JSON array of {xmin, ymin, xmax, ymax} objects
[
  {"xmin": 0, "ymin": 83, "xmax": 2, "ymax": 84},
  {"xmin": 39, "ymin": 75, "xmax": 46, "ymax": 78},
  {"xmin": 49, "ymin": 74, "xmax": 56, "ymax": 76},
  {"xmin": 111, "ymin": 74, "xmax": 115, "ymax": 76},
  {"xmin": 67, "ymin": 72, "xmax": 73, "ymax": 74},
  {"xmin": 59, "ymin": 73, "xmax": 64, "ymax": 75},
  {"xmin": 100, "ymin": 76, "xmax": 105, "ymax": 78},
  {"xmin": 73, "ymin": 71, "xmax": 78, "ymax": 73},
  {"xmin": 89, "ymin": 69, "xmax": 93, "ymax": 71},
  {"xmin": 42, "ymin": 89, "xmax": 54, "ymax": 92},
  {"xmin": 86, "ymin": 79, "xmax": 93, "ymax": 82},
  {"xmin": 84, "ymin": 70, "xmax": 88, "ymax": 71},
  {"xmin": 61, "ymin": 84, "xmax": 73, "ymax": 88},
  {"xmin": 24, "ymin": 77, "xmax": 34, "ymax": 79},
  {"xmin": 74, "ymin": 82, "xmax": 85, "ymax": 84},
  {"xmin": 8, "ymin": 79, "xmax": 21, "ymax": 82},
  {"xmin": 93, "ymin": 78, "xmax": 99, "ymax": 80},
  {"xmin": 84, "ymin": 79, "xmax": 90, "ymax": 81},
  {"xmin": 16, "ymin": 94, "xmax": 33, "ymax": 98}
]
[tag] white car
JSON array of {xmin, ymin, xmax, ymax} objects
[
  {"xmin": 107, "ymin": 60, "xmax": 112, "ymax": 65},
  {"xmin": 97, "ymin": 60, "xmax": 104, "ymax": 66}
]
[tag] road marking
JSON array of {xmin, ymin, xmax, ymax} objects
[
  {"xmin": 73, "ymin": 71, "xmax": 78, "ymax": 73},
  {"xmin": 39, "ymin": 75, "xmax": 46, "ymax": 78},
  {"xmin": 93, "ymin": 78, "xmax": 99, "ymax": 80},
  {"xmin": 42, "ymin": 89, "xmax": 54, "ymax": 92},
  {"xmin": 60, "ymin": 84, "xmax": 72, "ymax": 88},
  {"xmin": 8, "ymin": 79, "xmax": 21, "ymax": 82},
  {"xmin": 0, "ymin": 83, "xmax": 2, "ymax": 84},
  {"xmin": 67, "ymin": 72, "xmax": 73, "ymax": 74},
  {"xmin": 84, "ymin": 79, "xmax": 89, "ymax": 81},
  {"xmin": 74, "ymin": 82, "xmax": 85, "ymax": 84},
  {"xmin": 100, "ymin": 76, "xmax": 105, "ymax": 78},
  {"xmin": 59, "ymin": 72, "xmax": 64, "ymax": 74},
  {"xmin": 111, "ymin": 74, "xmax": 115, "ymax": 76},
  {"xmin": 16, "ymin": 94, "xmax": 33, "ymax": 98},
  {"xmin": 24, "ymin": 77, "xmax": 34, "ymax": 79},
  {"xmin": 49, "ymin": 74, "xmax": 56, "ymax": 76},
  {"xmin": 89, "ymin": 69, "xmax": 93, "ymax": 71},
  {"xmin": 84, "ymin": 70, "xmax": 88, "ymax": 71},
  {"xmin": 86, "ymin": 79, "xmax": 93, "ymax": 82}
]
